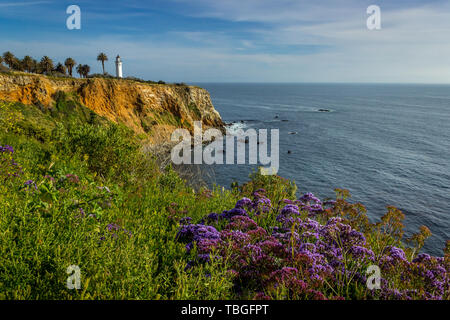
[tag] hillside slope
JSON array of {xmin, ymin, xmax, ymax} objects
[{"xmin": 0, "ymin": 72, "xmax": 224, "ymax": 141}]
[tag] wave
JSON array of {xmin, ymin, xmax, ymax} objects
[{"xmin": 225, "ymin": 121, "xmax": 249, "ymax": 135}]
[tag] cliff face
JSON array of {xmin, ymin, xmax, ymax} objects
[{"xmin": 0, "ymin": 72, "xmax": 224, "ymax": 141}]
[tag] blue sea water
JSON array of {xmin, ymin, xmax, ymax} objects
[{"xmin": 195, "ymin": 83, "xmax": 450, "ymax": 256}]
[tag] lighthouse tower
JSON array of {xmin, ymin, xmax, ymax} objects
[{"xmin": 115, "ymin": 55, "xmax": 123, "ymax": 78}]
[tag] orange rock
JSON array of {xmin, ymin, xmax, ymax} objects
[{"xmin": 0, "ymin": 72, "xmax": 224, "ymax": 142}]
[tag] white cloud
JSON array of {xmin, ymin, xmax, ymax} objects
[
  {"xmin": 172, "ymin": 0, "xmax": 363, "ymax": 24},
  {"xmin": 0, "ymin": 1, "xmax": 51, "ymax": 7},
  {"xmin": 165, "ymin": 0, "xmax": 450, "ymax": 83}
]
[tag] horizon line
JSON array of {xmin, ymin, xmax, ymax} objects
[{"xmin": 189, "ymin": 81, "xmax": 450, "ymax": 85}]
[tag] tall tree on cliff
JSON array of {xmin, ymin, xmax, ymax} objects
[
  {"xmin": 65, "ymin": 58, "xmax": 76, "ymax": 77},
  {"xmin": 97, "ymin": 53, "xmax": 108, "ymax": 74},
  {"xmin": 55, "ymin": 63, "xmax": 67, "ymax": 75},
  {"xmin": 31, "ymin": 59, "xmax": 40, "ymax": 73},
  {"xmin": 11, "ymin": 59, "xmax": 23, "ymax": 71},
  {"xmin": 2, "ymin": 51, "xmax": 16, "ymax": 69},
  {"xmin": 22, "ymin": 56, "xmax": 34, "ymax": 73},
  {"xmin": 81, "ymin": 64, "xmax": 91, "ymax": 78},
  {"xmin": 40, "ymin": 56, "xmax": 54, "ymax": 74},
  {"xmin": 76, "ymin": 64, "xmax": 83, "ymax": 78}
]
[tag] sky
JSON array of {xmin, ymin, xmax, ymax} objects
[{"xmin": 0, "ymin": 0, "xmax": 450, "ymax": 83}]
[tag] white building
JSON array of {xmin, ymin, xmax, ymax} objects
[{"xmin": 115, "ymin": 55, "xmax": 123, "ymax": 78}]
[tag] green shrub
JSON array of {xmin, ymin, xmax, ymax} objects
[{"xmin": 239, "ymin": 168, "xmax": 298, "ymax": 204}]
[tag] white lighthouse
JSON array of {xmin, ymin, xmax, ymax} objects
[{"xmin": 115, "ymin": 55, "xmax": 123, "ymax": 78}]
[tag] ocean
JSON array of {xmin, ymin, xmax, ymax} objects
[{"xmin": 195, "ymin": 83, "xmax": 450, "ymax": 256}]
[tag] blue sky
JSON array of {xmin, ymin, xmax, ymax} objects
[{"xmin": 1, "ymin": 0, "xmax": 450, "ymax": 82}]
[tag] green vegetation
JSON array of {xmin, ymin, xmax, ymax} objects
[
  {"xmin": 0, "ymin": 98, "xmax": 448, "ymax": 300},
  {"xmin": 40, "ymin": 56, "xmax": 54, "ymax": 75},
  {"xmin": 76, "ymin": 64, "xmax": 90, "ymax": 78},
  {"xmin": 0, "ymin": 52, "xmax": 89, "ymax": 78},
  {"xmin": 187, "ymin": 102, "xmax": 202, "ymax": 120},
  {"xmin": 0, "ymin": 98, "xmax": 241, "ymax": 299},
  {"xmin": 64, "ymin": 58, "xmax": 76, "ymax": 77}
]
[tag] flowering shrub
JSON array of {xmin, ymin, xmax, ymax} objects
[
  {"xmin": 238, "ymin": 169, "xmax": 297, "ymax": 204},
  {"xmin": 0, "ymin": 102, "xmax": 24, "ymax": 134},
  {"xmin": 0, "ymin": 145, "xmax": 22, "ymax": 182},
  {"xmin": 177, "ymin": 191, "xmax": 449, "ymax": 300}
]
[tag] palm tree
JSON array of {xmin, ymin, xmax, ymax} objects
[
  {"xmin": 55, "ymin": 63, "xmax": 66, "ymax": 75},
  {"xmin": 31, "ymin": 59, "xmax": 39, "ymax": 73},
  {"xmin": 64, "ymin": 58, "xmax": 76, "ymax": 77},
  {"xmin": 12, "ymin": 58, "xmax": 23, "ymax": 71},
  {"xmin": 22, "ymin": 56, "xmax": 33, "ymax": 73},
  {"xmin": 40, "ymin": 56, "xmax": 54, "ymax": 74},
  {"xmin": 82, "ymin": 64, "xmax": 90, "ymax": 78},
  {"xmin": 96, "ymin": 53, "xmax": 108, "ymax": 74},
  {"xmin": 3, "ymin": 51, "xmax": 16, "ymax": 69},
  {"xmin": 76, "ymin": 64, "xmax": 83, "ymax": 78}
]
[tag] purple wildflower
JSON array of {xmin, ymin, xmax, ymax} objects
[
  {"xmin": 220, "ymin": 207, "xmax": 248, "ymax": 220},
  {"xmin": 0, "ymin": 145, "xmax": 14, "ymax": 153},
  {"xmin": 179, "ymin": 217, "xmax": 192, "ymax": 225},
  {"xmin": 23, "ymin": 179, "xmax": 37, "ymax": 191},
  {"xmin": 299, "ymin": 192, "xmax": 321, "ymax": 204},
  {"xmin": 235, "ymin": 197, "xmax": 252, "ymax": 209}
]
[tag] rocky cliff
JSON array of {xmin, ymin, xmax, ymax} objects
[{"xmin": 0, "ymin": 72, "xmax": 224, "ymax": 142}]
